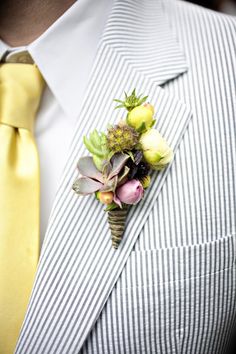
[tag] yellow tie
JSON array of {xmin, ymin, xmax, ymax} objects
[{"xmin": 0, "ymin": 63, "xmax": 45, "ymax": 354}]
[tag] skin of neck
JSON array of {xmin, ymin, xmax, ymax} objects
[{"xmin": 0, "ymin": 0, "xmax": 76, "ymax": 47}]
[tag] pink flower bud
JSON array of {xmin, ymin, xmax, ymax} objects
[{"xmin": 116, "ymin": 179, "xmax": 144, "ymax": 205}]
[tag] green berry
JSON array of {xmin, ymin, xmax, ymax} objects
[{"xmin": 127, "ymin": 105, "xmax": 153, "ymax": 131}]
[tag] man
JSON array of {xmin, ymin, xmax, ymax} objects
[{"xmin": 0, "ymin": 0, "xmax": 235, "ymax": 353}]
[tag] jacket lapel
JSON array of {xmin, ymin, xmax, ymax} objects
[{"xmin": 15, "ymin": 0, "xmax": 192, "ymax": 352}]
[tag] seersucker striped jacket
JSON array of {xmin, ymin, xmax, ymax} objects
[{"xmin": 15, "ymin": 0, "xmax": 236, "ymax": 353}]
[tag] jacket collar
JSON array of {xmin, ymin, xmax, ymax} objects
[
  {"xmin": 103, "ymin": 0, "xmax": 188, "ymax": 85},
  {"xmin": 15, "ymin": 0, "xmax": 192, "ymax": 352}
]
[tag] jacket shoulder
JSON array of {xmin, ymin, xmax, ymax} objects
[
  {"xmin": 161, "ymin": 0, "xmax": 235, "ymax": 77},
  {"xmin": 162, "ymin": 0, "xmax": 236, "ymax": 42}
]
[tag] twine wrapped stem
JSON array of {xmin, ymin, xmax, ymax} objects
[{"xmin": 108, "ymin": 205, "xmax": 129, "ymax": 249}]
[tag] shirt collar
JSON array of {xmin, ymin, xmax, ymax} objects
[
  {"xmin": 0, "ymin": 41, "xmax": 9, "ymax": 62},
  {"xmin": 0, "ymin": 0, "xmax": 113, "ymax": 119}
]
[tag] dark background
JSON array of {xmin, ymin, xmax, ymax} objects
[{"xmin": 186, "ymin": 0, "xmax": 236, "ymax": 14}]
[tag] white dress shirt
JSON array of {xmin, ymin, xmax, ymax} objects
[{"xmin": 0, "ymin": 0, "xmax": 113, "ymax": 249}]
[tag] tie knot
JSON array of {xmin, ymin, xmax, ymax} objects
[{"xmin": 0, "ymin": 63, "xmax": 45, "ymax": 131}]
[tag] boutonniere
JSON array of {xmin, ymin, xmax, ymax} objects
[{"xmin": 73, "ymin": 89, "xmax": 173, "ymax": 249}]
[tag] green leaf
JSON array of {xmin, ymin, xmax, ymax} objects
[
  {"xmin": 107, "ymin": 150, "xmax": 115, "ymax": 161},
  {"xmin": 83, "ymin": 135, "xmax": 94, "ymax": 153},
  {"xmin": 101, "ymin": 131, "xmax": 107, "ymax": 138},
  {"xmin": 139, "ymin": 95, "xmax": 148, "ymax": 105},
  {"xmin": 136, "ymin": 122, "xmax": 147, "ymax": 133},
  {"xmin": 100, "ymin": 135, "xmax": 109, "ymax": 155},
  {"xmin": 114, "ymin": 104, "xmax": 125, "ymax": 109},
  {"xmin": 126, "ymin": 150, "xmax": 135, "ymax": 161},
  {"xmin": 113, "ymin": 99, "xmax": 123, "ymax": 103},
  {"xmin": 114, "ymin": 89, "xmax": 149, "ymax": 113},
  {"xmin": 104, "ymin": 202, "xmax": 119, "ymax": 212},
  {"xmin": 83, "ymin": 136, "xmax": 105, "ymax": 158},
  {"xmin": 93, "ymin": 156, "xmax": 104, "ymax": 171},
  {"xmin": 150, "ymin": 119, "xmax": 156, "ymax": 128},
  {"xmin": 89, "ymin": 130, "xmax": 101, "ymax": 149}
]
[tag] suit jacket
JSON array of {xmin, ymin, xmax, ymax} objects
[{"xmin": 14, "ymin": 0, "xmax": 236, "ymax": 353}]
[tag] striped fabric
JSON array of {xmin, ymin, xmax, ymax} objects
[{"xmin": 15, "ymin": 0, "xmax": 236, "ymax": 353}]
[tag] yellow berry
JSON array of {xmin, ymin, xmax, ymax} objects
[
  {"xmin": 127, "ymin": 105, "xmax": 153, "ymax": 130},
  {"xmin": 143, "ymin": 103, "xmax": 155, "ymax": 115},
  {"xmin": 97, "ymin": 191, "xmax": 114, "ymax": 205}
]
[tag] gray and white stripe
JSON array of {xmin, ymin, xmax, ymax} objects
[{"xmin": 15, "ymin": 0, "xmax": 236, "ymax": 353}]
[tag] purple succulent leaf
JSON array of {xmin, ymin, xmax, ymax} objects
[
  {"xmin": 72, "ymin": 176, "xmax": 103, "ymax": 195},
  {"xmin": 77, "ymin": 156, "xmax": 104, "ymax": 183},
  {"xmin": 117, "ymin": 166, "xmax": 130, "ymax": 187},
  {"xmin": 133, "ymin": 150, "xmax": 143, "ymax": 165},
  {"xmin": 113, "ymin": 193, "xmax": 122, "ymax": 209},
  {"xmin": 102, "ymin": 160, "xmax": 112, "ymax": 177},
  {"xmin": 108, "ymin": 153, "xmax": 130, "ymax": 180},
  {"xmin": 100, "ymin": 175, "xmax": 118, "ymax": 192}
]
